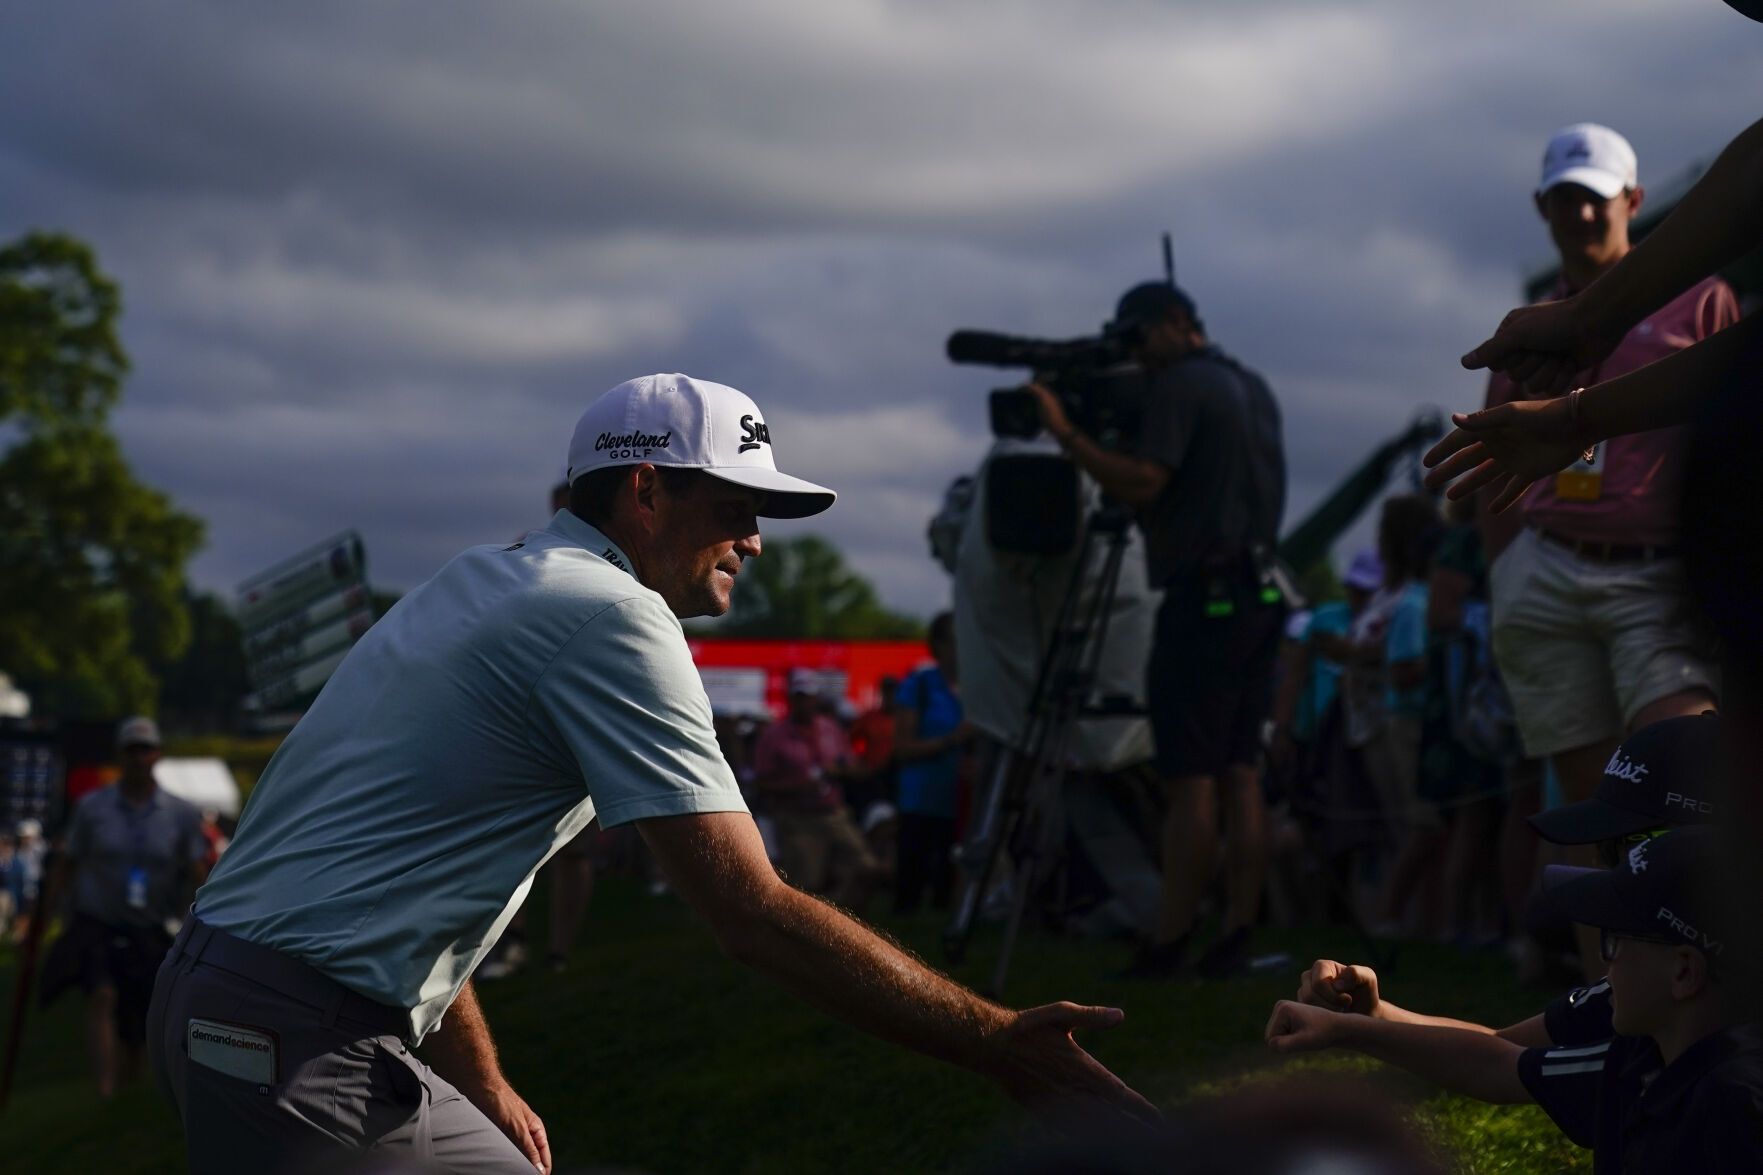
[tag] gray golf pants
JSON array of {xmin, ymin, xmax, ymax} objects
[{"xmin": 147, "ymin": 919, "xmax": 535, "ymax": 1175}]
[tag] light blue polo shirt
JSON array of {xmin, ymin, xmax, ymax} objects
[{"xmin": 195, "ymin": 510, "xmax": 747, "ymax": 1042}]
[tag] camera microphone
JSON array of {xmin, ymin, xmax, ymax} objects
[{"xmin": 945, "ymin": 330, "xmax": 1021, "ymax": 366}]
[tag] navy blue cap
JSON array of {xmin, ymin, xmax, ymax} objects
[
  {"xmin": 1106, "ymin": 282, "xmax": 1198, "ymax": 335},
  {"xmin": 1528, "ymin": 714, "xmax": 1724, "ymax": 844},
  {"xmin": 1543, "ymin": 827, "xmax": 1726, "ymax": 959}
]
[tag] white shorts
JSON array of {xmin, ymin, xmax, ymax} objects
[{"xmin": 1489, "ymin": 527, "xmax": 1718, "ymax": 759}]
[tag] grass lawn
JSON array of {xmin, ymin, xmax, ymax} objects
[{"xmin": 0, "ymin": 880, "xmax": 1587, "ymax": 1173}]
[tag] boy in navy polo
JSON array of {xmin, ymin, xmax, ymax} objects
[{"xmin": 1533, "ymin": 827, "xmax": 1762, "ymax": 1172}]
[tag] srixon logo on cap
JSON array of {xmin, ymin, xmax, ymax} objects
[{"xmin": 739, "ymin": 415, "xmax": 771, "ymax": 453}]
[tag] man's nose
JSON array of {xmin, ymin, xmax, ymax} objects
[{"xmin": 736, "ymin": 530, "xmax": 761, "ymax": 559}]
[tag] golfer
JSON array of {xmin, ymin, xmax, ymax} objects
[{"xmin": 146, "ymin": 373, "xmax": 1153, "ymax": 1174}]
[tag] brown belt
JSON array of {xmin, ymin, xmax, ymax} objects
[{"xmin": 1535, "ymin": 527, "xmax": 1678, "ymax": 564}]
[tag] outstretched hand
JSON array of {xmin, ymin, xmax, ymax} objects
[
  {"xmin": 1460, "ymin": 297, "xmax": 1620, "ymax": 399},
  {"xmin": 1264, "ymin": 1000, "xmax": 1348, "ymax": 1055},
  {"xmin": 986, "ymin": 1001, "xmax": 1161, "ymax": 1124},
  {"xmin": 1422, "ymin": 397, "xmax": 1584, "ymax": 512},
  {"xmin": 1295, "ymin": 959, "xmax": 1380, "ymax": 1016}
]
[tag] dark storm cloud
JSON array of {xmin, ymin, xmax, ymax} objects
[{"xmin": 2, "ymin": 0, "xmax": 1759, "ymax": 612}]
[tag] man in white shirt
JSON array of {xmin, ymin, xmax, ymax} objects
[{"xmin": 146, "ymin": 373, "xmax": 1153, "ymax": 1174}]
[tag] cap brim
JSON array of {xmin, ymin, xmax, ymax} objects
[
  {"xmin": 1541, "ymin": 864, "xmax": 1652, "ymax": 934},
  {"xmin": 705, "ymin": 466, "xmax": 836, "ymax": 519},
  {"xmin": 1539, "ymin": 167, "xmax": 1627, "ymax": 200},
  {"xmin": 1528, "ymin": 798, "xmax": 1657, "ymax": 845}
]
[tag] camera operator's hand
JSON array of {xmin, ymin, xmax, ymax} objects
[
  {"xmin": 1026, "ymin": 381, "xmax": 1074, "ymax": 444},
  {"xmin": 1296, "ymin": 959, "xmax": 1381, "ymax": 1016}
]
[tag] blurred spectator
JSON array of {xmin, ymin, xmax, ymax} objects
[
  {"xmin": 0, "ymin": 830, "xmax": 21, "ymax": 937},
  {"xmin": 1267, "ymin": 548, "xmax": 1382, "ymax": 924},
  {"xmin": 1273, "ymin": 546, "xmax": 1380, "ymax": 766},
  {"xmin": 845, "ymin": 674, "xmax": 900, "ymax": 821},
  {"xmin": 752, "ymin": 668, "xmax": 883, "ymax": 912},
  {"xmin": 39, "ymin": 716, "xmax": 210, "ymax": 1096},
  {"xmin": 1334, "ymin": 495, "xmax": 1436, "ymax": 929},
  {"xmin": 10, "ymin": 817, "xmax": 45, "ymax": 940},
  {"xmin": 1478, "ymin": 124, "xmax": 1738, "ymax": 979},
  {"xmin": 982, "ymin": 1075, "xmax": 1448, "ymax": 1175},
  {"xmin": 1419, "ymin": 497, "xmax": 1506, "ymax": 946},
  {"xmin": 197, "ymin": 808, "xmax": 229, "ymax": 868},
  {"xmin": 1374, "ymin": 496, "xmax": 1443, "ymax": 932},
  {"xmin": 892, "ymin": 613, "xmax": 975, "ymax": 913}
]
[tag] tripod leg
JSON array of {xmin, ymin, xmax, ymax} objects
[{"xmin": 943, "ymin": 744, "xmax": 1017, "ymax": 963}]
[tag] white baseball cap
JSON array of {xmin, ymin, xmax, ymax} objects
[
  {"xmin": 117, "ymin": 715, "xmax": 162, "ymax": 748},
  {"xmin": 566, "ymin": 373, "xmax": 836, "ymax": 519},
  {"xmin": 1538, "ymin": 123, "xmax": 1637, "ymax": 200}
]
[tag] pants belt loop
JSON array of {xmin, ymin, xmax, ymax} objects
[
  {"xmin": 321, "ymin": 984, "xmax": 349, "ymax": 1030},
  {"xmin": 185, "ymin": 920, "xmax": 218, "ymax": 965}
]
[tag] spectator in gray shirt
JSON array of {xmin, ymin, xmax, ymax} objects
[{"xmin": 41, "ymin": 716, "xmax": 209, "ymax": 1096}]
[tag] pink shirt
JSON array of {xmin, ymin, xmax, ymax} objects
[
  {"xmin": 1484, "ymin": 274, "xmax": 1739, "ymax": 548},
  {"xmin": 752, "ymin": 714, "xmax": 849, "ymax": 813}
]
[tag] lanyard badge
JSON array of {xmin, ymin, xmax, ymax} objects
[{"xmin": 1555, "ymin": 442, "xmax": 1605, "ymax": 502}]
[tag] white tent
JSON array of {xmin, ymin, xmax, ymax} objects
[{"xmin": 154, "ymin": 757, "xmax": 242, "ymax": 819}]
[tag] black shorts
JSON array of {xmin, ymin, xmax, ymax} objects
[
  {"xmin": 54, "ymin": 913, "xmax": 173, "ymax": 1043},
  {"xmin": 1147, "ymin": 580, "xmax": 1284, "ymax": 779}
]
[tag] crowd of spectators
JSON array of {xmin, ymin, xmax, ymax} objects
[{"xmin": 698, "ymin": 612, "xmax": 976, "ymax": 918}]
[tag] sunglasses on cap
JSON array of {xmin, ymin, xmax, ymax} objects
[{"xmin": 1596, "ymin": 826, "xmax": 1669, "ymax": 868}]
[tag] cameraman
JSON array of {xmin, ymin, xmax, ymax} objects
[{"xmin": 1029, "ymin": 282, "xmax": 1286, "ymax": 979}]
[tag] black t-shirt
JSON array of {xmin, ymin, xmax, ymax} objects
[{"xmin": 1132, "ymin": 345, "xmax": 1285, "ymax": 588}]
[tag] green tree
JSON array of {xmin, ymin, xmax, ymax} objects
[
  {"xmin": 694, "ymin": 534, "xmax": 923, "ymax": 639},
  {"xmin": 0, "ymin": 232, "xmax": 204, "ymax": 718},
  {"xmin": 154, "ymin": 590, "xmax": 249, "ymax": 731}
]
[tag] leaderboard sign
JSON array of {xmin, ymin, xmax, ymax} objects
[{"xmin": 237, "ymin": 531, "xmax": 376, "ymax": 722}]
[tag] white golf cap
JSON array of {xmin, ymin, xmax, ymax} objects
[
  {"xmin": 566, "ymin": 374, "xmax": 836, "ymax": 520},
  {"xmin": 1538, "ymin": 123, "xmax": 1637, "ymax": 200},
  {"xmin": 116, "ymin": 715, "xmax": 162, "ymax": 748}
]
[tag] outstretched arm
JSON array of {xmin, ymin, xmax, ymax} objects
[
  {"xmin": 1265, "ymin": 1000, "xmax": 1532, "ymax": 1104},
  {"xmin": 1294, "ymin": 959, "xmax": 1551, "ymax": 1047},
  {"xmin": 638, "ymin": 810, "xmax": 1156, "ymax": 1121},
  {"xmin": 1463, "ymin": 115, "xmax": 1763, "ymax": 397},
  {"xmin": 1426, "ymin": 310, "xmax": 1762, "ymax": 509},
  {"xmin": 421, "ymin": 980, "xmax": 551, "ymax": 1173}
]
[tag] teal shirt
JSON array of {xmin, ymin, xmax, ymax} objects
[
  {"xmin": 1384, "ymin": 580, "xmax": 1430, "ymax": 720},
  {"xmin": 196, "ymin": 511, "xmax": 747, "ymax": 1042}
]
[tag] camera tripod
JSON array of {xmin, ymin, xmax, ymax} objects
[{"xmin": 942, "ymin": 500, "xmax": 1141, "ymax": 997}]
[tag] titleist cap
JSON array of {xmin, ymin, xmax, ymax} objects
[
  {"xmin": 1543, "ymin": 828, "xmax": 1725, "ymax": 960},
  {"xmin": 566, "ymin": 374, "xmax": 836, "ymax": 520},
  {"xmin": 1538, "ymin": 123, "xmax": 1637, "ymax": 200},
  {"xmin": 1529, "ymin": 713, "xmax": 1723, "ymax": 844}
]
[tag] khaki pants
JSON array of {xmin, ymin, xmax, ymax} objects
[{"xmin": 773, "ymin": 809, "xmax": 878, "ymax": 894}]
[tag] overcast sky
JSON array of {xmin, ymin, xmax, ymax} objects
[{"xmin": 3, "ymin": 1, "xmax": 1759, "ymax": 616}]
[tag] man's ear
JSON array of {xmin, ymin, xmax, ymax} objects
[
  {"xmin": 1671, "ymin": 945, "xmax": 1711, "ymax": 1001},
  {"xmin": 630, "ymin": 464, "xmax": 662, "ymax": 533},
  {"xmin": 1625, "ymin": 184, "xmax": 1646, "ymax": 219},
  {"xmin": 1533, "ymin": 191, "xmax": 1548, "ymax": 221}
]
